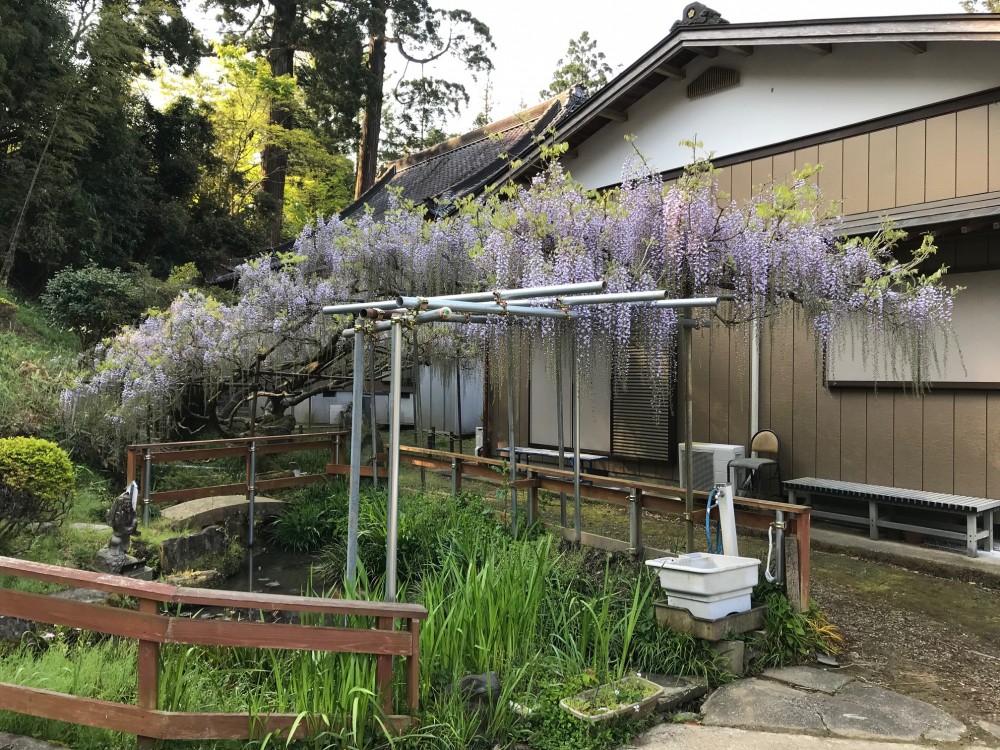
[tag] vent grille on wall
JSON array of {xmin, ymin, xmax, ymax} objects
[{"xmin": 687, "ymin": 66, "xmax": 740, "ymax": 99}]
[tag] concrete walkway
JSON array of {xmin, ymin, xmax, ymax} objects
[{"xmin": 628, "ymin": 666, "xmax": 975, "ymax": 749}]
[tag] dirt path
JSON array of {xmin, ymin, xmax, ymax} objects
[{"xmin": 810, "ymin": 551, "xmax": 1000, "ymax": 742}]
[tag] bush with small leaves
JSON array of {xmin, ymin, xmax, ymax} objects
[{"xmin": 0, "ymin": 437, "xmax": 74, "ymax": 553}]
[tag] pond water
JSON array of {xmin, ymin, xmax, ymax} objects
[{"xmin": 221, "ymin": 547, "xmax": 322, "ymax": 597}]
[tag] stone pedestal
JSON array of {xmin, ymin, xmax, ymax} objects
[{"xmin": 653, "ymin": 601, "xmax": 766, "ymax": 677}]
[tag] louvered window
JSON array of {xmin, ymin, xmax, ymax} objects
[{"xmin": 611, "ymin": 347, "xmax": 674, "ymax": 462}]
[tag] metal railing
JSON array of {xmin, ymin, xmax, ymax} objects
[{"xmin": 0, "ymin": 556, "xmax": 425, "ymax": 747}]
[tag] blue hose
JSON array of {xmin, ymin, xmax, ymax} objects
[{"xmin": 705, "ymin": 488, "xmax": 723, "ymax": 554}]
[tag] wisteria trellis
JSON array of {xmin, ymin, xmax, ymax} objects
[{"xmin": 63, "ymin": 156, "xmax": 954, "ymax": 458}]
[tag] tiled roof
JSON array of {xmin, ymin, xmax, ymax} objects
[{"xmin": 341, "ymin": 94, "xmax": 572, "ymax": 221}]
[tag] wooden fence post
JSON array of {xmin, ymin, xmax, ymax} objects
[
  {"xmin": 376, "ymin": 617, "xmax": 394, "ymax": 716},
  {"xmin": 407, "ymin": 619, "xmax": 420, "ymax": 714},
  {"xmin": 451, "ymin": 457, "xmax": 462, "ymax": 498},
  {"xmin": 527, "ymin": 471, "xmax": 538, "ymax": 526},
  {"xmin": 629, "ymin": 488, "xmax": 643, "ymax": 558},
  {"xmin": 137, "ymin": 597, "xmax": 159, "ymax": 749}
]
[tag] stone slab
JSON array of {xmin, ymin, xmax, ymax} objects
[
  {"xmin": 701, "ymin": 678, "xmax": 829, "ymax": 734},
  {"xmin": 0, "ymin": 732, "xmax": 67, "ymax": 750},
  {"xmin": 161, "ymin": 495, "xmax": 285, "ymax": 529},
  {"xmin": 629, "ymin": 724, "xmax": 937, "ymax": 750},
  {"xmin": 762, "ymin": 666, "xmax": 855, "ymax": 694},
  {"xmin": 654, "ymin": 602, "xmax": 766, "ymax": 640},
  {"xmin": 977, "ymin": 719, "xmax": 1000, "ymax": 740},
  {"xmin": 830, "ymin": 681, "xmax": 966, "ymax": 743},
  {"xmin": 645, "ymin": 674, "xmax": 708, "ymax": 712},
  {"xmin": 700, "ymin": 676, "xmax": 967, "ymax": 743}
]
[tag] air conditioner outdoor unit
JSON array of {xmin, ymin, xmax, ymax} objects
[{"xmin": 678, "ymin": 442, "xmax": 745, "ymax": 492}]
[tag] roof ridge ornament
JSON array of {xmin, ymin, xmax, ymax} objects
[{"xmin": 673, "ymin": 3, "xmax": 729, "ymax": 29}]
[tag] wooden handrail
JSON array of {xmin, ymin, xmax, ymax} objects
[
  {"xmin": 0, "ymin": 556, "xmax": 425, "ymax": 745},
  {"xmin": 0, "ymin": 557, "xmax": 426, "ymax": 618}
]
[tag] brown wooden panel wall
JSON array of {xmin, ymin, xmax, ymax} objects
[{"xmin": 705, "ymin": 102, "xmax": 1000, "ymax": 498}]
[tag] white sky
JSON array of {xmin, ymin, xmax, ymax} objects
[
  {"xmin": 188, "ymin": 0, "xmax": 969, "ymax": 134},
  {"xmin": 418, "ymin": 0, "xmax": 967, "ymax": 131}
]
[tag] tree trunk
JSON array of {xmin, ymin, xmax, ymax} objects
[
  {"xmin": 262, "ymin": 0, "xmax": 297, "ymax": 248},
  {"xmin": 354, "ymin": 2, "xmax": 388, "ymax": 200}
]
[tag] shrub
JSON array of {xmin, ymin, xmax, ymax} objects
[
  {"xmin": 40, "ymin": 265, "xmax": 148, "ymax": 347},
  {"xmin": 0, "ymin": 437, "xmax": 74, "ymax": 553}
]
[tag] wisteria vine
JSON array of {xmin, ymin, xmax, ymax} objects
[{"xmin": 63, "ymin": 152, "xmax": 955, "ymax": 459}]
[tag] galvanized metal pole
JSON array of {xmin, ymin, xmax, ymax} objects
[
  {"xmin": 555, "ymin": 346, "xmax": 567, "ymax": 528},
  {"xmin": 248, "ymin": 440, "xmax": 257, "ymax": 547},
  {"xmin": 369, "ymin": 338, "xmax": 379, "ymax": 488},
  {"xmin": 142, "ymin": 449, "xmax": 152, "ymax": 527},
  {"xmin": 386, "ymin": 319, "xmax": 403, "ymax": 603},
  {"xmin": 412, "ymin": 333, "xmax": 425, "ymax": 490},
  {"xmin": 507, "ymin": 330, "xmax": 518, "ymax": 536},
  {"xmin": 683, "ymin": 316, "xmax": 695, "ymax": 554},
  {"xmin": 572, "ymin": 338, "xmax": 582, "ymax": 545},
  {"xmin": 346, "ymin": 329, "xmax": 364, "ymax": 585},
  {"xmin": 455, "ymin": 351, "xmax": 463, "ymax": 455},
  {"xmin": 775, "ymin": 510, "xmax": 786, "ymax": 583}
]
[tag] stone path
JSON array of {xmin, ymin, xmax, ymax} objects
[{"xmin": 629, "ymin": 666, "xmax": 973, "ymax": 749}]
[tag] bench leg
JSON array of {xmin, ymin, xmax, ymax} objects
[
  {"xmin": 967, "ymin": 514, "xmax": 979, "ymax": 558},
  {"xmin": 988, "ymin": 510, "xmax": 995, "ymax": 552},
  {"xmin": 868, "ymin": 501, "xmax": 879, "ymax": 541}
]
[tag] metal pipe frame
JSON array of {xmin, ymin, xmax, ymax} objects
[
  {"xmin": 346, "ymin": 330, "xmax": 364, "ymax": 584},
  {"xmin": 248, "ymin": 440, "xmax": 257, "ymax": 548},
  {"xmin": 655, "ymin": 296, "xmax": 722, "ymax": 309},
  {"xmin": 555, "ymin": 347, "xmax": 567, "ymax": 528},
  {"xmin": 397, "ymin": 296, "xmax": 576, "ymax": 320},
  {"xmin": 572, "ymin": 338, "xmax": 582, "ymax": 545},
  {"xmin": 425, "ymin": 279, "xmax": 606, "ymax": 304},
  {"xmin": 413, "ymin": 334, "xmax": 425, "ymax": 490},
  {"xmin": 323, "ymin": 300, "xmax": 400, "ymax": 315},
  {"xmin": 560, "ymin": 289, "xmax": 670, "ymax": 306},
  {"xmin": 506, "ymin": 334, "xmax": 518, "ymax": 536},
  {"xmin": 385, "ymin": 320, "xmax": 403, "ymax": 602}
]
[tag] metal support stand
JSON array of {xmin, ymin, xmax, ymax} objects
[
  {"xmin": 572, "ymin": 339, "xmax": 582, "ymax": 545},
  {"xmin": 682, "ymin": 314, "xmax": 695, "ymax": 554},
  {"xmin": 507, "ymin": 332, "xmax": 518, "ymax": 536},
  {"xmin": 369, "ymin": 338, "xmax": 379, "ymax": 488},
  {"xmin": 347, "ymin": 329, "xmax": 364, "ymax": 585},
  {"xmin": 247, "ymin": 440, "xmax": 257, "ymax": 547},
  {"xmin": 556, "ymin": 346, "xmax": 567, "ymax": 528},
  {"xmin": 775, "ymin": 509, "xmax": 786, "ymax": 584},
  {"xmin": 386, "ymin": 320, "xmax": 403, "ymax": 603},
  {"xmin": 413, "ymin": 337, "xmax": 425, "ymax": 490},
  {"xmin": 455, "ymin": 352, "xmax": 464, "ymax": 455},
  {"xmin": 142, "ymin": 449, "xmax": 152, "ymax": 527}
]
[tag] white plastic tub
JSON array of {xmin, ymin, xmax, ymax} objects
[{"xmin": 645, "ymin": 553, "xmax": 760, "ymax": 620}]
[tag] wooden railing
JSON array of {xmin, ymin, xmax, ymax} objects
[
  {"xmin": 125, "ymin": 431, "xmax": 360, "ymax": 506},
  {"xmin": 401, "ymin": 445, "xmax": 813, "ymax": 610},
  {"xmin": 0, "ymin": 557, "xmax": 426, "ymax": 746}
]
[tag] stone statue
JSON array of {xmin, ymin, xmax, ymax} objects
[{"xmin": 94, "ymin": 482, "xmax": 140, "ymax": 574}]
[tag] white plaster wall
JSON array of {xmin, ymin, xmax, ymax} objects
[{"xmin": 565, "ymin": 42, "xmax": 1000, "ymax": 189}]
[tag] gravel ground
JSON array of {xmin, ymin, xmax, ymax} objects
[{"xmin": 809, "ymin": 550, "xmax": 1000, "ymax": 745}]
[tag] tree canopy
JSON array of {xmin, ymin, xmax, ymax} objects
[
  {"xmin": 540, "ymin": 31, "xmax": 613, "ymax": 99},
  {"xmin": 64, "ymin": 148, "xmax": 955, "ymax": 465},
  {"xmin": 212, "ymin": 0, "xmax": 493, "ymax": 243}
]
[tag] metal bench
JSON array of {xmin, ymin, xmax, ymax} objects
[{"xmin": 784, "ymin": 477, "xmax": 1000, "ymax": 558}]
